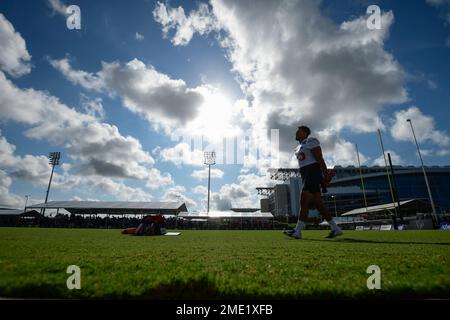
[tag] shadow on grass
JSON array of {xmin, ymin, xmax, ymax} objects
[
  {"xmin": 302, "ymin": 238, "xmax": 450, "ymax": 246},
  {"xmin": 2, "ymin": 275, "xmax": 450, "ymax": 300}
]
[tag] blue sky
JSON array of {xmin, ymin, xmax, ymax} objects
[{"xmin": 0, "ymin": 0, "xmax": 449, "ymax": 211}]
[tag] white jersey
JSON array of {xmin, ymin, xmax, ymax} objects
[{"xmin": 294, "ymin": 137, "xmax": 320, "ymax": 168}]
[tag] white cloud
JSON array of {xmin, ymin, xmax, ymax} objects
[
  {"xmin": 315, "ymin": 130, "xmax": 369, "ymax": 167},
  {"xmin": 49, "ymin": 55, "xmax": 250, "ymax": 155},
  {"xmin": 0, "ymin": 70, "xmax": 175, "ymax": 187},
  {"xmin": 25, "ymin": 119, "xmax": 157, "ymax": 180},
  {"xmin": 426, "ymin": 0, "xmax": 450, "ymax": 23},
  {"xmin": 325, "ymin": 139, "xmax": 366, "ymax": 167},
  {"xmin": 436, "ymin": 149, "xmax": 450, "ymax": 156},
  {"xmin": 426, "ymin": 0, "xmax": 447, "ymax": 5},
  {"xmin": 0, "ymin": 70, "xmax": 93, "ymax": 126},
  {"xmin": 65, "ymin": 123, "xmax": 151, "ymax": 164},
  {"xmin": 0, "ymin": 13, "xmax": 31, "ymax": 77},
  {"xmin": 43, "ymin": 170, "xmax": 155, "ymax": 202},
  {"xmin": 420, "ymin": 149, "xmax": 433, "ymax": 157},
  {"xmin": 192, "ymin": 185, "xmax": 208, "ymax": 195},
  {"xmin": 153, "ymin": 1, "xmax": 219, "ymax": 46},
  {"xmin": 135, "ymin": 32, "xmax": 144, "ymax": 41},
  {"xmin": 390, "ymin": 107, "xmax": 450, "ymax": 146},
  {"xmin": 0, "ymin": 131, "xmax": 17, "ymax": 167},
  {"xmin": 0, "ymin": 134, "xmax": 53, "ymax": 206},
  {"xmin": 49, "ymin": 57, "xmax": 205, "ymax": 131},
  {"xmin": 211, "ymin": 173, "xmax": 275, "ymax": 211},
  {"xmin": 160, "ymin": 185, "xmax": 197, "ymax": 210},
  {"xmin": 0, "ymin": 131, "xmax": 55, "ymax": 186},
  {"xmin": 80, "ymin": 94, "xmax": 105, "ymax": 120},
  {"xmin": 153, "ymin": 0, "xmax": 407, "ymax": 169},
  {"xmin": 372, "ymin": 150, "xmax": 404, "ymax": 166},
  {"xmin": 155, "ymin": 142, "xmax": 205, "ymax": 167},
  {"xmin": 0, "ymin": 169, "xmax": 23, "ymax": 208},
  {"xmin": 144, "ymin": 168, "xmax": 174, "ymax": 190},
  {"xmin": 0, "ymin": 19, "xmax": 175, "ymax": 204},
  {"xmin": 426, "ymin": 79, "xmax": 438, "ymax": 90},
  {"xmin": 0, "ymin": 81, "xmax": 172, "ymax": 201},
  {"xmin": 99, "ymin": 59, "xmax": 204, "ymax": 130},
  {"xmin": 191, "ymin": 167, "xmax": 224, "ymax": 180},
  {"xmin": 417, "ymin": 148, "xmax": 450, "ymax": 158},
  {"xmin": 210, "ymin": 192, "xmax": 232, "ymax": 211},
  {"xmin": 0, "ymin": 132, "xmax": 156, "ymax": 203},
  {"xmin": 84, "ymin": 177, "xmax": 153, "ymax": 201},
  {"xmin": 70, "ymin": 196, "xmax": 101, "ymax": 201},
  {"xmin": 47, "ymin": 0, "xmax": 68, "ymax": 17},
  {"xmin": 46, "ymin": 173, "xmax": 154, "ymax": 202},
  {"xmin": 240, "ymin": 168, "xmax": 250, "ymax": 174},
  {"xmin": 9, "ymin": 155, "xmax": 53, "ymax": 186},
  {"xmin": 48, "ymin": 57, "xmax": 104, "ymax": 92}
]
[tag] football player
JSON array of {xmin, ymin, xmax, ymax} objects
[{"xmin": 285, "ymin": 125, "xmax": 343, "ymax": 239}]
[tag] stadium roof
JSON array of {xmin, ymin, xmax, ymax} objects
[
  {"xmin": 178, "ymin": 211, "xmax": 274, "ymax": 219},
  {"xmin": 230, "ymin": 208, "xmax": 261, "ymax": 212},
  {"xmin": 341, "ymin": 199, "xmax": 418, "ymax": 216},
  {"xmin": 268, "ymin": 165, "xmax": 450, "ymax": 181},
  {"xmin": 0, "ymin": 209, "xmax": 39, "ymax": 216},
  {"xmin": 27, "ymin": 201, "xmax": 188, "ymax": 215}
]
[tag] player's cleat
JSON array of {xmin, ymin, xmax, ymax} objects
[
  {"xmin": 284, "ymin": 229, "xmax": 302, "ymax": 239},
  {"xmin": 325, "ymin": 229, "xmax": 343, "ymax": 238},
  {"xmin": 283, "ymin": 228, "xmax": 295, "ymax": 235}
]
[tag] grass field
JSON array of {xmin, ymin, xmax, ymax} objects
[{"xmin": 0, "ymin": 228, "xmax": 449, "ymax": 299}]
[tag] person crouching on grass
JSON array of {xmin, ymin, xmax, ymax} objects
[{"xmin": 284, "ymin": 125, "xmax": 343, "ymax": 239}]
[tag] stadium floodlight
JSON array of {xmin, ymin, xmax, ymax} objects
[
  {"xmin": 406, "ymin": 119, "xmax": 438, "ymax": 227},
  {"xmin": 204, "ymin": 151, "xmax": 216, "ymax": 166},
  {"xmin": 43, "ymin": 152, "xmax": 61, "ymax": 216},
  {"xmin": 331, "ymin": 195, "xmax": 337, "ymax": 217},
  {"xmin": 24, "ymin": 195, "xmax": 29, "ymax": 213},
  {"xmin": 48, "ymin": 152, "xmax": 60, "ymax": 165},
  {"xmin": 204, "ymin": 151, "xmax": 216, "ymax": 214}
]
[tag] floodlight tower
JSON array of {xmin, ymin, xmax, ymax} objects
[
  {"xmin": 24, "ymin": 195, "xmax": 29, "ymax": 213},
  {"xmin": 406, "ymin": 119, "xmax": 438, "ymax": 227},
  {"xmin": 43, "ymin": 152, "xmax": 61, "ymax": 215},
  {"xmin": 204, "ymin": 151, "xmax": 216, "ymax": 214},
  {"xmin": 331, "ymin": 195, "xmax": 337, "ymax": 217}
]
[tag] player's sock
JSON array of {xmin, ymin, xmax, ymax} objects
[
  {"xmin": 328, "ymin": 219, "xmax": 341, "ymax": 232},
  {"xmin": 294, "ymin": 220, "xmax": 305, "ymax": 232}
]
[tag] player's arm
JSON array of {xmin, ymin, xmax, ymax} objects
[{"xmin": 311, "ymin": 146, "xmax": 328, "ymax": 176}]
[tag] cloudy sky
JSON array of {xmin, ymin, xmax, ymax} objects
[{"xmin": 1, "ymin": 0, "xmax": 449, "ymax": 211}]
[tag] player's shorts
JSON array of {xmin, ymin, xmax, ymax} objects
[{"xmin": 299, "ymin": 162, "xmax": 322, "ymax": 193}]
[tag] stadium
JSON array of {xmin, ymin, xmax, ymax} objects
[
  {"xmin": 2, "ymin": 165, "xmax": 450, "ymax": 231},
  {"xmin": 259, "ymin": 165, "xmax": 450, "ymax": 230}
]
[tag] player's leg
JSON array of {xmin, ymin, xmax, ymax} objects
[
  {"xmin": 286, "ymin": 191, "xmax": 313, "ymax": 239},
  {"xmin": 312, "ymin": 192, "xmax": 332, "ymax": 221},
  {"xmin": 298, "ymin": 190, "xmax": 312, "ymax": 226},
  {"xmin": 312, "ymin": 193, "xmax": 343, "ymax": 238}
]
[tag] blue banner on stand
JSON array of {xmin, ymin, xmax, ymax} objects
[{"xmin": 440, "ymin": 223, "xmax": 450, "ymax": 230}]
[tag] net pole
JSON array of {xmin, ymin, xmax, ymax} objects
[{"xmin": 377, "ymin": 129, "xmax": 398, "ymax": 229}]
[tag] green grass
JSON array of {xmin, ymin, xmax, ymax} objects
[{"xmin": 0, "ymin": 228, "xmax": 449, "ymax": 299}]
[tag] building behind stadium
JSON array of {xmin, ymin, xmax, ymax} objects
[{"xmin": 258, "ymin": 165, "xmax": 450, "ymax": 229}]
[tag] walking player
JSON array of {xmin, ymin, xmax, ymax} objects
[{"xmin": 285, "ymin": 125, "xmax": 343, "ymax": 239}]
